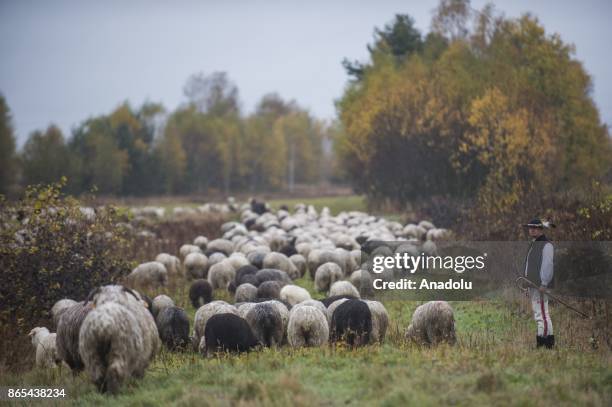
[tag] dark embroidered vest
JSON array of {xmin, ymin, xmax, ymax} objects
[{"xmin": 525, "ymin": 235, "xmax": 553, "ymax": 287}]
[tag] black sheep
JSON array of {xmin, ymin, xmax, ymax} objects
[
  {"xmin": 257, "ymin": 280, "xmax": 283, "ymax": 299},
  {"xmin": 156, "ymin": 306, "xmax": 190, "ymax": 351},
  {"xmin": 279, "ymin": 236, "xmax": 298, "ymax": 257},
  {"xmin": 189, "ymin": 279, "xmax": 213, "ymax": 309},
  {"xmin": 203, "ymin": 313, "xmax": 259, "ymax": 355},
  {"xmin": 331, "ymin": 299, "xmax": 373, "ymax": 347},
  {"xmin": 320, "ymin": 295, "xmax": 358, "ymax": 308},
  {"xmin": 141, "ymin": 294, "xmax": 154, "ymax": 316},
  {"xmin": 255, "ymin": 268, "xmax": 291, "ymax": 286},
  {"xmin": 246, "ymin": 251, "xmax": 266, "ymax": 268},
  {"xmin": 235, "ymin": 265, "xmax": 258, "ymax": 285},
  {"xmin": 250, "ymin": 199, "xmax": 268, "ymax": 215}
]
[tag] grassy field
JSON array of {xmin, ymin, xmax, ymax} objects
[
  {"xmin": 3, "ymin": 279, "xmax": 610, "ymax": 406},
  {"xmin": 2, "ymin": 196, "xmax": 610, "ymax": 406}
]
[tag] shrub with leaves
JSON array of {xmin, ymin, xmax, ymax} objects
[{"xmin": 0, "ymin": 179, "xmax": 134, "ymax": 368}]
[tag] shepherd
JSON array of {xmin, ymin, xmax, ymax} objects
[{"xmin": 523, "ymin": 218, "xmax": 555, "ymax": 349}]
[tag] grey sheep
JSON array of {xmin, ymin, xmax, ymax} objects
[
  {"xmin": 235, "ymin": 283, "xmax": 258, "ymax": 303},
  {"xmin": 208, "ymin": 259, "xmax": 236, "ymax": 290},
  {"xmin": 79, "ymin": 285, "xmax": 160, "ymax": 394},
  {"xmin": 314, "ymin": 263, "xmax": 343, "ymax": 292},
  {"xmin": 51, "ymin": 298, "xmax": 77, "ymax": 328},
  {"xmin": 257, "ymin": 280, "xmax": 282, "ymax": 299},
  {"xmin": 255, "ymin": 268, "xmax": 291, "ymax": 286},
  {"xmin": 244, "ymin": 303, "xmax": 284, "ymax": 347},
  {"xmin": 287, "ymin": 305, "xmax": 329, "ymax": 348},
  {"xmin": 156, "ymin": 306, "xmax": 190, "ymax": 350},
  {"xmin": 405, "ymin": 301, "xmax": 456, "ymax": 346},
  {"xmin": 56, "ymin": 301, "xmax": 93, "ymax": 373}
]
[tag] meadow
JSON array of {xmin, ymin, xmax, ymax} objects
[{"xmin": 1, "ymin": 196, "xmax": 610, "ymax": 406}]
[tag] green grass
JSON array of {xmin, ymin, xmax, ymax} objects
[{"xmin": 3, "ymin": 288, "xmax": 610, "ymax": 406}]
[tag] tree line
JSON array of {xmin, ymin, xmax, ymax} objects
[
  {"xmin": 337, "ymin": 0, "xmax": 611, "ymax": 215},
  {"xmin": 0, "ymin": 72, "xmax": 338, "ymax": 197}
]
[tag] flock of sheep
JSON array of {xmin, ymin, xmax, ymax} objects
[{"xmin": 29, "ymin": 199, "xmax": 456, "ymax": 395}]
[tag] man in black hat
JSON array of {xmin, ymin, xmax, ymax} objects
[{"xmin": 523, "ymin": 218, "xmax": 555, "ymax": 349}]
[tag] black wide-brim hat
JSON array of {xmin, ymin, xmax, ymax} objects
[
  {"xmin": 523, "ymin": 218, "xmax": 544, "ymax": 228},
  {"xmin": 522, "ymin": 218, "xmax": 555, "ymax": 228}
]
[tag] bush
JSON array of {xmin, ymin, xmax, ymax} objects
[
  {"xmin": 458, "ymin": 182, "xmax": 612, "ymax": 241},
  {"xmin": 0, "ymin": 179, "xmax": 135, "ymax": 369}
]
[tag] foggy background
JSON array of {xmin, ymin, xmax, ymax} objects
[{"xmin": 1, "ymin": 0, "xmax": 611, "ymax": 146}]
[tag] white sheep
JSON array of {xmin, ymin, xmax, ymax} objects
[
  {"xmin": 405, "ymin": 301, "xmax": 456, "ymax": 346},
  {"xmin": 208, "ymin": 259, "xmax": 236, "ymax": 290},
  {"xmin": 235, "ymin": 283, "xmax": 258, "ymax": 303},
  {"xmin": 329, "ymin": 281, "xmax": 360, "ymax": 298},
  {"xmin": 289, "ymin": 254, "xmax": 307, "ymax": 278},
  {"xmin": 287, "ymin": 306, "xmax": 329, "ymax": 348},
  {"xmin": 193, "ymin": 235, "xmax": 209, "ymax": 250},
  {"xmin": 179, "ymin": 244, "xmax": 202, "ymax": 260},
  {"xmin": 350, "ymin": 270, "xmax": 374, "ymax": 296},
  {"xmin": 279, "ymin": 284, "xmax": 312, "ymax": 306},
  {"xmin": 364, "ymin": 300, "xmax": 389, "ymax": 343},
  {"xmin": 128, "ymin": 261, "xmax": 168, "ymax": 288},
  {"xmin": 151, "ymin": 294, "xmax": 174, "ymax": 319},
  {"xmin": 263, "ymin": 252, "xmax": 299, "ymax": 280},
  {"xmin": 206, "ymin": 238, "xmax": 234, "ymax": 256},
  {"xmin": 79, "ymin": 285, "xmax": 160, "ymax": 394},
  {"xmin": 293, "ymin": 299, "xmax": 328, "ymax": 320},
  {"xmin": 314, "ymin": 262, "xmax": 343, "ymax": 292},
  {"xmin": 184, "ymin": 252, "xmax": 209, "ymax": 279},
  {"xmin": 28, "ymin": 327, "xmax": 59, "ymax": 368},
  {"xmin": 155, "ymin": 253, "xmax": 182, "ymax": 278}
]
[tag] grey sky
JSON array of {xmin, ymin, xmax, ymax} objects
[{"xmin": 1, "ymin": 0, "xmax": 610, "ymax": 147}]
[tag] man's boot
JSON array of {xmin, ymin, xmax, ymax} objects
[
  {"xmin": 536, "ymin": 336, "xmax": 545, "ymax": 348},
  {"xmin": 544, "ymin": 335, "xmax": 555, "ymax": 349}
]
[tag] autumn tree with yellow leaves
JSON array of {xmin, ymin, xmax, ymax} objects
[{"xmin": 337, "ymin": 0, "xmax": 611, "ymax": 218}]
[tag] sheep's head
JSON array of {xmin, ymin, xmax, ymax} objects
[{"xmin": 28, "ymin": 327, "xmax": 49, "ymax": 346}]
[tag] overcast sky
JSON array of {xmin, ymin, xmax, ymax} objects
[{"xmin": 1, "ymin": 0, "xmax": 610, "ymax": 146}]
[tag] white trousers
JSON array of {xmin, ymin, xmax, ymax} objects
[{"xmin": 529, "ymin": 288, "xmax": 553, "ymax": 336}]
